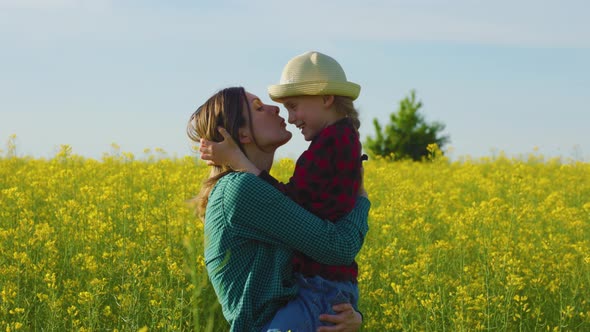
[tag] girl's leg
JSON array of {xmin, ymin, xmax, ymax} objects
[
  {"xmin": 264, "ymin": 274, "xmax": 359, "ymax": 331},
  {"xmin": 264, "ymin": 277, "xmax": 318, "ymax": 331},
  {"xmin": 315, "ymin": 277, "xmax": 359, "ymax": 326}
]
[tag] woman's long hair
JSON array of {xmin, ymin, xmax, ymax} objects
[{"xmin": 187, "ymin": 87, "xmax": 255, "ymax": 218}]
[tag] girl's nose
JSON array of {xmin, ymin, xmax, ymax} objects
[
  {"xmin": 288, "ymin": 112, "xmax": 296, "ymax": 124},
  {"xmin": 271, "ymin": 105, "xmax": 280, "ymax": 114}
]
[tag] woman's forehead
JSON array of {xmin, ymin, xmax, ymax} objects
[
  {"xmin": 245, "ymin": 91, "xmax": 262, "ymax": 106},
  {"xmin": 245, "ymin": 91, "xmax": 258, "ymax": 100}
]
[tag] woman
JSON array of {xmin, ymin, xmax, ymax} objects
[{"xmin": 187, "ymin": 87, "xmax": 370, "ymax": 331}]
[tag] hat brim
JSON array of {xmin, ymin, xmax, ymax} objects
[{"xmin": 268, "ymin": 81, "xmax": 360, "ymax": 102}]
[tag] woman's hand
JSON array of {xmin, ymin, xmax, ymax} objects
[{"xmin": 317, "ymin": 303, "xmax": 362, "ymax": 332}]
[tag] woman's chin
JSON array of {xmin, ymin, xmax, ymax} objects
[{"xmin": 277, "ymin": 132, "xmax": 293, "ymax": 148}]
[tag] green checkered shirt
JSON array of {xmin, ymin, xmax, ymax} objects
[{"xmin": 204, "ymin": 172, "xmax": 370, "ymax": 331}]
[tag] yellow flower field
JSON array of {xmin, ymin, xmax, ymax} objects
[{"xmin": 1, "ymin": 144, "xmax": 589, "ymax": 331}]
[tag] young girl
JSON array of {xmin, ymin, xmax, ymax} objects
[{"xmin": 199, "ymin": 52, "xmax": 368, "ymax": 330}]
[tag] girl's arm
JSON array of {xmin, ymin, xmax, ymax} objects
[{"xmin": 222, "ymin": 173, "xmax": 370, "ymax": 265}]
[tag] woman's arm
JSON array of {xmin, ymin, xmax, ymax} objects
[{"xmin": 223, "ymin": 173, "xmax": 370, "ymax": 265}]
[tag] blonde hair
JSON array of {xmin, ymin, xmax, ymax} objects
[
  {"xmin": 333, "ymin": 96, "xmax": 360, "ymax": 130},
  {"xmin": 186, "ymin": 87, "xmax": 254, "ymax": 218}
]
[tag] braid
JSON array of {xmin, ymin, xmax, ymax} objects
[{"xmin": 333, "ymin": 96, "xmax": 361, "ymax": 130}]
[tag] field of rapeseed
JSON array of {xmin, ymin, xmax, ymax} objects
[{"xmin": 1, "ymin": 140, "xmax": 589, "ymax": 331}]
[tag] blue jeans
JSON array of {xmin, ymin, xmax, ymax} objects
[{"xmin": 262, "ymin": 274, "xmax": 359, "ymax": 332}]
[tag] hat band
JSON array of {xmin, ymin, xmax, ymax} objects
[{"xmin": 269, "ymin": 80, "xmax": 360, "ymax": 101}]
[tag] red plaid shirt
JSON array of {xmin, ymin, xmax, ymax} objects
[{"xmin": 259, "ymin": 118, "xmax": 362, "ymax": 283}]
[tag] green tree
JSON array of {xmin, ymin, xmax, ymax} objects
[{"xmin": 365, "ymin": 90, "xmax": 449, "ymax": 161}]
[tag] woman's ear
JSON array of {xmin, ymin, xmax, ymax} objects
[{"xmin": 238, "ymin": 127, "xmax": 252, "ymax": 144}]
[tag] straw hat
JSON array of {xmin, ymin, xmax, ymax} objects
[{"xmin": 268, "ymin": 51, "xmax": 361, "ymax": 102}]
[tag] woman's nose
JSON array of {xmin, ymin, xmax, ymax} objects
[{"xmin": 271, "ymin": 105, "xmax": 280, "ymax": 114}]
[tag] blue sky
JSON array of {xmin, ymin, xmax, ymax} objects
[{"xmin": 1, "ymin": 0, "xmax": 589, "ymax": 161}]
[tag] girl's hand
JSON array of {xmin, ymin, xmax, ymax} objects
[
  {"xmin": 317, "ymin": 303, "xmax": 362, "ymax": 332},
  {"xmin": 199, "ymin": 127, "xmax": 240, "ymax": 166},
  {"xmin": 199, "ymin": 127, "xmax": 260, "ymax": 174},
  {"xmin": 357, "ymin": 165, "xmax": 368, "ymax": 198}
]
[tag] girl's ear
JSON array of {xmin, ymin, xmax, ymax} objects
[
  {"xmin": 322, "ymin": 95, "xmax": 335, "ymax": 108},
  {"xmin": 238, "ymin": 127, "xmax": 252, "ymax": 144}
]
